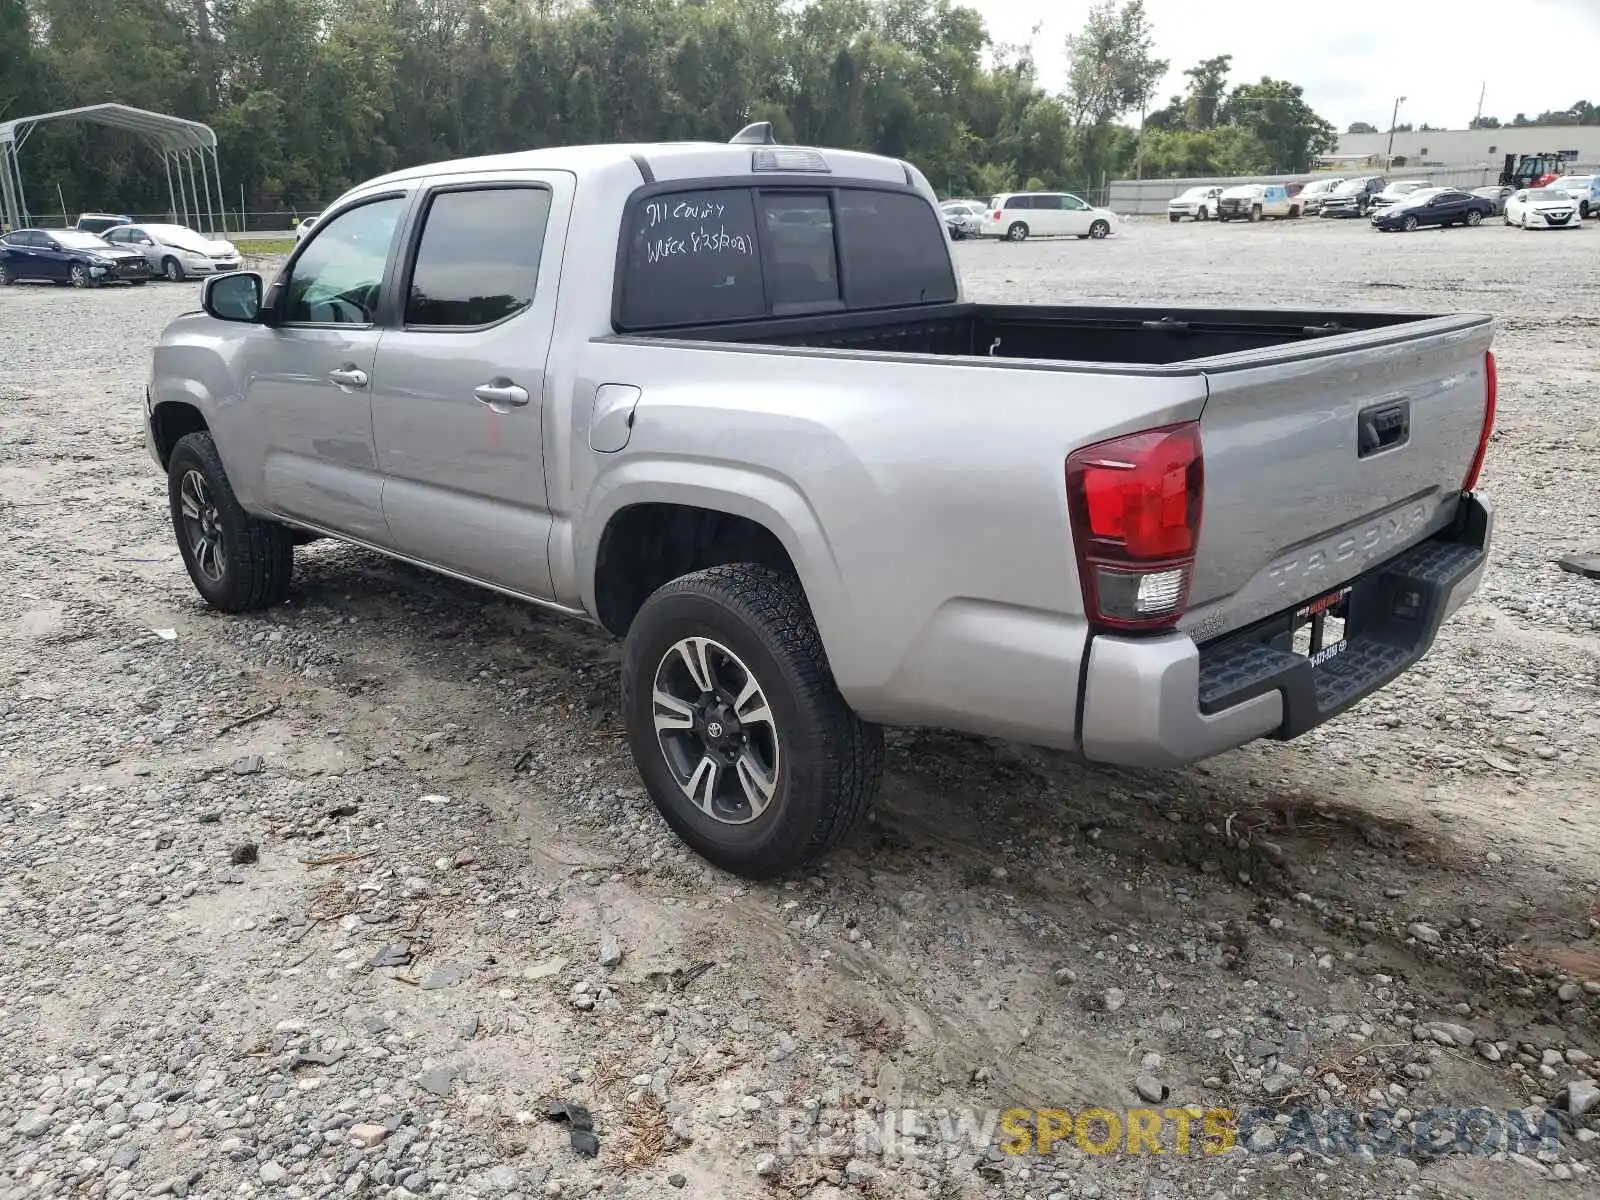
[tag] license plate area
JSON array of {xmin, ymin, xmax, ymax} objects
[{"xmin": 1288, "ymin": 586, "xmax": 1351, "ymax": 667}]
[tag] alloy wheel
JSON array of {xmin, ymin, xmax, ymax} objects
[
  {"xmin": 70, "ymin": 264, "xmax": 89, "ymax": 288},
  {"xmin": 179, "ymin": 469, "xmax": 227, "ymax": 583},
  {"xmin": 651, "ymin": 635, "xmax": 780, "ymax": 826}
]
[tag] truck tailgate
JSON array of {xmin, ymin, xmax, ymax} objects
[{"xmin": 1180, "ymin": 315, "xmax": 1494, "ymax": 644}]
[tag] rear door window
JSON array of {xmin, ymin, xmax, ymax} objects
[
  {"xmin": 835, "ymin": 189, "xmax": 957, "ymax": 309},
  {"xmin": 619, "ymin": 188, "xmax": 765, "ymax": 328},
  {"xmin": 405, "ymin": 186, "xmax": 551, "ymax": 328}
]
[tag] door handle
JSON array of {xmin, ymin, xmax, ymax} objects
[
  {"xmin": 328, "ymin": 366, "xmax": 369, "ymax": 389},
  {"xmin": 474, "ymin": 381, "xmax": 530, "ymax": 408}
]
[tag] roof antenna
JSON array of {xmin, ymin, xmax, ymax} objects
[{"xmin": 730, "ymin": 122, "xmax": 776, "ymax": 146}]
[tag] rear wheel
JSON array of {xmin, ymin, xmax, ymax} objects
[
  {"xmin": 1465, "ymin": 210, "xmax": 1482, "ymax": 227},
  {"xmin": 168, "ymin": 431, "xmax": 295, "ymax": 612},
  {"xmin": 1088, "ymin": 219, "xmax": 1111, "ymax": 239},
  {"xmin": 1288, "ymin": 205, "xmax": 1301, "ymax": 219},
  {"xmin": 1006, "ymin": 222, "xmax": 1028, "ymax": 242},
  {"xmin": 1401, "ymin": 215, "xmax": 1418, "ymax": 232},
  {"xmin": 0, "ymin": 262, "xmax": 11, "ymax": 286},
  {"xmin": 622, "ymin": 565, "xmax": 883, "ymax": 880}
]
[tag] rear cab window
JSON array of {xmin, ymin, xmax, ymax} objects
[{"xmin": 616, "ymin": 183, "xmax": 955, "ymax": 331}]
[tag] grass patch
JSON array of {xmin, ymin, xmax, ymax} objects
[{"xmin": 241, "ymin": 238, "xmax": 296, "ymax": 256}]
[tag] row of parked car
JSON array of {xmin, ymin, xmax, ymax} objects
[
  {"xmin": 1165, "ymin": 173, "xmax": 1600, "ymax": 230},
  {"xmin": 0, "ymin": 211, "xmax": 242, "ymax": 287}
]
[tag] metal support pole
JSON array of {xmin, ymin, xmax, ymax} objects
[
  {"xmin": 196, "ymin": 148, "xmax": 213, "ymax": 235},
  {"xmin": 182, "ymin": 150, "xmax": 200, "ymax": 229},
  {"xmin": 0, "ymin": 143, "xmax": 20, "ymax": 232},
  {"xmin": 163, "ymin": 152, "xmax": 179, "ymax": 223},
  {"xmin": 213, "ymin": 146, "xmax": 228, "ymax": 236}
]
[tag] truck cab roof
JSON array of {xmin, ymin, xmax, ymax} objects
[{"xmin": 354, "ymin": 141, "xmax": 918, "ymax": 194}]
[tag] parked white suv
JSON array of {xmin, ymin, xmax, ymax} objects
[
  {"xmin": 981, "ymin": 192, "xmax": 1118, "ymax": 241},
  {"xmin": 1549, "ymin": 175, "xmax": 1600, "ymax": 218},
  {"xmin": 1167, "ymin": 186, "xmax": 1223, "ymax": 222}
]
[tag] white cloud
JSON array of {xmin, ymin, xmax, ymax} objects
[{"xmin": 962, "ymin": 0, "xmax": 1600, "ymax": 130}]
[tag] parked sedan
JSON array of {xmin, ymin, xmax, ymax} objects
[
  {"xmin": 0, "ymin": 228, "xmax": 152, "ymax": 286},
  {"xmin": 1504, "ymin": 187, "xmax": 1582, "ymax": 230},
  {"xmin": 1367, "ymin": 180, "xmax": 1431, "ymax": 214},
  {"xmin": 1370, "ymin": 188, "xmax": 1495, "ymax": 231},
  {"xmin": 102, "ymin": 223, "xmax": 242, "ymax": 280},
  {"xmin": 1471, "ymin": 185, "xmax": 1514, "ymax": 216},
  {"xmin": 939, "ymin": 200, "xmax": 984, "ymax": 239}
]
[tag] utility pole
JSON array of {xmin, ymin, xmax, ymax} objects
[
  {"xmin": 1386, "ymin": 96, "xmax": 1407, "ymax": 167},
  {"xmin": 1474, "ymin": 82, "xmax": 1486, "ymax": 127}
]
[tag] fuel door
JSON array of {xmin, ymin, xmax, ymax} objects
[{"xmin": 589, "ymin": 384, "xmax": 642, "ymax": 453}]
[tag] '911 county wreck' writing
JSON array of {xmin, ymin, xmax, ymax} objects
[{"xmin": 642, "ymin": 196, "xmax": 756, "ymax": 264}]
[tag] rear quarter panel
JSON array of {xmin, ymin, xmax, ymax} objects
[{"xmin": 562, "ymin": 339, "xmax": 1208, "ymax": 744}]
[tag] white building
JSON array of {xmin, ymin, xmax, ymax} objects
[{"xmin": 1336, "ymin": 125, "xmax": 1600, "ymax": 169}]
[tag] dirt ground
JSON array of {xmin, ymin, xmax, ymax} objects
[{"xmin": 1, "ymin": 215, "xmax": 1598, "ymax": 1200}]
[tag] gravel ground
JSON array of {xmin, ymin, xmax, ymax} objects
[{"xmin": 2, "ymin": 218, "xmax": 1598, "ymax": 1200}]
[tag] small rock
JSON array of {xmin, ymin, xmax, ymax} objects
[
  {"xmin": 1407, "ymin": 923, "xmax": 1441, "ymax": 946},
  {"xmin": 14, "ymin": 1111, "xmax": 52, "ymax": 1137},
  {"xmin": 1429, "ymin": 1023, "xmax": 1476, "ymax": 1048},
  {"xmin": 484, "ymin": 1165, "xmax": 519, "ymax": 1192},
  {"xmin": 598, "ymin": 935, "xmax": 623, "ymax": 969},
  {"xmin": 523, "ymin": 958, "xmax": 565, "ymax": 981},
  {"xmin": 348, "ymin": 1124, "xmax": 387, "ymax": 1149},
  {"xmin": 370, "ymin": 945, "xmax": 412, "ymax": 969},
  {"xmin": 231, "ymin": 754, "xmax": 265, "ymax": 775},
  {"xmin": 1133, "ymin": 1074, "xmax": 1167, "ymax": 1104},
  {"xmin": 1053, "ymin": 967, "xmax": 1077, "ymax": 986},
  {"xmin": 1557, "ymin": 982, "xmax": 1582, "ymax": 1002},
  {"xmin": 258, "ymin": 1162, "xmax": 287, "ymax": 1185},
  {"xmin": 230, "ymin": 842, "xmax": 259, "ymax": 865},
  {"xmin": 668, "ymin": 1174, "xmax": 686, "ymax": 1189},
  {"xmin": 755, "ymin": 1155, "xmax": 780, "ymax": 1178},
  {"xmin": 1567, "ymin": 1079, "xmax": 1600, "ymax": 1119},
  {"xmin": 1478, "ymin": 1042, "xmax": 1502, "ymax": 1063},
  {"xmin": 418, "ymin": 1066, "xmax": 458, "ymax": 1097},
  {"xmin": 1103, "ymin": 988, "xmax": 1126, "ymax": 1013},
  {"xmin": 420, "ymin": 964, "xmax": 467, "ymax": 990}
]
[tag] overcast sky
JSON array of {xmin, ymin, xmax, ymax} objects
[{"xmin": 964, "ymin": 0, "xmax": 1600, "ymax": 132}]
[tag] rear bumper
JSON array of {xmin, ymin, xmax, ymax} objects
[{"xmin": 1079, "ymin": 494, "xmax": 1492, "ymax": 767}]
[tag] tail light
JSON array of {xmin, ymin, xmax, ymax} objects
[
  {"xmin": 1462, "ymin": 350, "xmax": 1496, "ymax": 492},
  {"xmin": 992, "ymin": 210, "xmax": 1003, "ymax": 221},
  {"xmin": 1065, "ymin": 422, "xmax": 1204, "ymax": 632}
]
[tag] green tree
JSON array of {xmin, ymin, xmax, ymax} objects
[
  {"xmin": 1063, "ymin": 0, "xmax": 1167, "ymax": 185},
  {"xmin": 1346, "ymin": 121, "xmax": 1378, "ymax": 134},
  {"xmin": 1221, "ymin": 77, "xmax": 1337, "ymax": 172}
]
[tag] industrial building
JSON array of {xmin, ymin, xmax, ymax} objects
[{"xmin": 1334, "ymin": 125, "xmax": 1600, "ymax": 169}]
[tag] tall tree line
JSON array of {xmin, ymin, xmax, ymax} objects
[{"xmin": 0, "ymin": 0, "xmax": 1337, "ymax": 219}]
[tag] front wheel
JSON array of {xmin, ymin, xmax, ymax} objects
[
  {"xmin": 1198, "ymin": 207, "xmax": 1210, "ymax": 221},
  {"xmin": 168, "ymin": 431, "xmax": 295, "ymax": 611},
  {"xmin": 69, "ymin": 263, "xmax": 90, "ymax": 288},
  {"xmin": 622, "ymin": 565, "xmax": 883, "ymax": 880},
  {"xmin": 162, "ymin": 257, "xmax": 185, "ymax": 282},
  {"xmin": 1006, "ymin": 222, "xmax": 1028, "ymax": 242},
  {"xmin": 1169, "ymin": 213, "xmax": 1181, "ymax": 223},
  {"xmin": 1465, "ymin": 210, "xmax": 1482, "ymax": 227},
  {"xmin": 1401, "ymin": 215, "xmax": 1418, "ymax": 232},
  {"xmin": 1088, "ymin": 220, "xmax": 1111, "ymax": 239},
  {"xmin": 0, "ymin": 262, "xmax": 11, "ymax": 286},
  {"xmin": 1248, "ymin": 206, "xmax": 1262, "ymax": 223},
  {"xmin": 1288, "ymin": 206, "xmax": 1301, "ymax": 219}
]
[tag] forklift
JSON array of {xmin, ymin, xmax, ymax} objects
[{"xmin": 1499, "ymin": 151, "xmax": 1576, "ymax": 189}]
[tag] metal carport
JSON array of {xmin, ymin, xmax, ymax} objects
[{"xmin": 0, "ymin": 102, "xmax": 226, "ymax": 234}]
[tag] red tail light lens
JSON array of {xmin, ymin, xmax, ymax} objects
[
  {"xmin": 992, "ymin": 210, "xmax": 1003, "ymax": 221},
  {"xmin": 1065, "ymin": 422, "xmax": 1204, "ymax": 632},
  {"xmin": 1463, "ymin": 350, "xmax": 1496, "ymax": 492}
]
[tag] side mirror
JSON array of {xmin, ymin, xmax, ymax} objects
[{"xmin": 203, "ymin": 271, "xmax": 264, "ymax": 323}]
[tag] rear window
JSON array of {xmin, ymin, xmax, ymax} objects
[{"xmin": 617, "ymin": 185, "xmax": 955, "ymax": 330}]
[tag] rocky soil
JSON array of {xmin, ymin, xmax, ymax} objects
[{"xmin": 1, "ymin": 218, "xmax": 1598, "ymax": 1200}]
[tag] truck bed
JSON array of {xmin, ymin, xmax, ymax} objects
[{"xmin": 627, "ymin": 302, "xmax": 1436, "ymax": 366}]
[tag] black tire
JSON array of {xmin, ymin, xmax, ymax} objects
[
  {"xmin": 1198, "ymin": 207, "xmax": 1210, "ymax": 221},
  {"xmin": 69, "ymin": 263, "xmax": 90, "ymax": 288},
  {"xmin": 621, "ymin": 564, "xmax": 883, "ymax": 880},
  {"xmin": 1582, "ymin": 201, "xmax": 1591, "ymax": 219},
  {"xmin": 1288, "ymin": 205, "xmax": 1300, "ymax": 219},
  {"xmin": 0, "ymin": 261, "xmax": 10, "ymax": 286},
  {"xmin": 1088, "ymin": 220, "xmax": 1110, "ymax": 239},
  {"xmin": 1006, "ymin": 222, "xmax": 1028, "ymax": 242},
  {"xmin": 1466, "ymin": 210, "xmax": 1482, "ymax": 227},
  {"xmin": 131, "ymin": 279, "xmax": 149, "ymax": 286},
  {"xmin": 167, "ymin": 431, "xmax": 295, "ymax": 612},
  {"xmin": 1169, "ymin": 213, "xmax": 1181, "ymax": 223},
  {"xmin": 1248, "ymin": 205, "xmax": 1262, "ymax": 223},
  {"xmin": 1402, "ymin": 215, "xmax": 1418, "ymax": 232},
  {"xmin": 162, "ymin": 257, "xmax": 186, "ymax": 282}
]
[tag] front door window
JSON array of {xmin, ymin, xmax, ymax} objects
[{"xmin": 283, "ymin": 197, "xmax": 405, "ymax": 325}]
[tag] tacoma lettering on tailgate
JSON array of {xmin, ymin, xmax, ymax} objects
[{"xmin": 1266, "ymin": 502, "xmax": 1431, "ymax": 591}]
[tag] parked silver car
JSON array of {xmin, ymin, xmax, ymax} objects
[{"xmin": 102, "ymin": 223, "xmax": 242, "ymax": 281}]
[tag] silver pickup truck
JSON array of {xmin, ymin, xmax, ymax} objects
[{"xmin": 144, "ymin": 127, "xmax": 1497, "ymax": 879}]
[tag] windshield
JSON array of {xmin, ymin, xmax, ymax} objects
[
  {"xmin": 1554, "ymin": 178, "xmax": 1590, "ymax": 190},
  {"xmin": 1332, "ymin": 179, "xmax": 1368, "ymax": 196},
  {"xmin": 1385, "ymin": 182, "xmax": 1425, "ymax": 195},
  {"xmin": 53, "ymin": 230, "xmax": 114, "ymax": 249},
  {"xmin": 143, "ymin": 224, "xmax": 213, "ymax": 251},
  {"xmin": 1527, "ymin": 189, "xmax": 1565, "ymax": 201}
]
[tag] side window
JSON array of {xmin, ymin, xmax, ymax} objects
[
  {"xmin": 834, "ymin": 188, "xmax": 957, "ymax": 309},
  {"xmin": 284, "ymin": 196, "xmax": 405, "ymax": 325},
  {"xmin": 405, "ymin": 187, "xmax": 551, "ymax": 328},
  {"xmin": 618, "ymin": 188, "xmax": 764, "ymax": 328},
  {"xmin": 1009, "ymin": 195, "xmax": 1034, "ymax": 211},
  {"xmin": 1062, "ymin": 194, "xmax": 1090, "ymax": 210},
  {"xmin": 104, "ymin": 228, "xmax": 125, "ymax": 244},
  {"xmin": 758, "ymin": 193, "xmax": 839, "ymax": 311}
]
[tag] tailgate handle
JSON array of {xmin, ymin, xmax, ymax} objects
[{"xmin": 1358, "ymin": 400, "xmax": 1410, "ymax": 458}]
